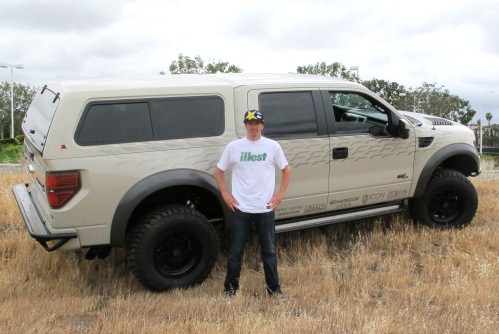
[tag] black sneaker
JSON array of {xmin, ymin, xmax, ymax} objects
[
  {"xmin": 267, "ymin": 289, "xmax": 288, "ymax": 301},
  {"xmin": 223, "ymin": 288, "xmax": 238, "ymax": 297}
]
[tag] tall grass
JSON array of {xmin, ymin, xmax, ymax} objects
[{"xmin": 0, "ymin": 172, "xmax": 497, "ymax": 333}]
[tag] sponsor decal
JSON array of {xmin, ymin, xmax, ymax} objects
[
  {"xmin": 388, "ymin": 190, "xmax": 407, "ymax": 198},
  {"xmin": 276, "ymin": 205, "xmax": 303, "ymax": 216},
  {"xmin": 362, "ymin": 192, "xmax": 385, "ymax": 204},
  {"xmin": 330, "ymin": 196, "xmax": 359, "ymax": 209},
  {"xmin": 330, "ymin": 197, "xmax": 359, "ymax": 205},
  {"xmin": 304, "ymin": 203, "xmax": 327, "ymax": 214}
]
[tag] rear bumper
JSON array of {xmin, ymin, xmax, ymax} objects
[{"xmin": 12, "ymin": 183, "xmax": 77, "ymax": 251}]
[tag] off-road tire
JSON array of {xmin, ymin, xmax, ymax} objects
[
  {"xmin": 410, "ymin": 169, "xmax": 478, "ymax": 229},
  {"xmin": 127, "ymin": 204, "xmax": 219, "ymax": 292}
]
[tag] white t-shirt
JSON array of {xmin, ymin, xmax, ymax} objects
[{"xmin": 217, "ymin": 136, "xmax": 288, "ymax": 213}]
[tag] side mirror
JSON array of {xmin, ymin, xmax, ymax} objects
[{"xmin": 398, "ymin": 119, "xmax": 410, "ymax": 139}]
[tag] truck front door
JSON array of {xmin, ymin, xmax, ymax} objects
[{"xmin": 322, "ymin": 90, "xmax": 416, "ymax": 211}]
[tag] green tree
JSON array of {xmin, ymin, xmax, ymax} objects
[
  {"xmin": 483, "ymin": 125, "xmax": 499, "ymax": 147},
  {"xmin": 169, "ymin": 54, "xmax": 242, "ymax": 74},
  {"xmin": 205, "ymin": 60, "xmax": 242, "ymax": 74},
  {"xmin": 485, "ymin": 112, "xmax": 492, "ymax": 126},
  {"xmin": 410, "ymin": 83, "xmax": 475, "ymax": 124},
  {"xmin": 362, "ymin": 78, "xmax": 410, "ymax": 109},
  {"xmin": 0, "ymin": 81, "xmax": 36, "ymax": 139},
  {"xmin": 296, "ymin": 62, "xmax": 359, "ymax": 82}
]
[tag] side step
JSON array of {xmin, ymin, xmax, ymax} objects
[{"xmin": 275, "ymin": 203, "xmax": 404, "ymax": 233}]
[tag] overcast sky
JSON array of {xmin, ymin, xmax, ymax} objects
[{"xmin": 1, "ymin": 0, "xmax": 498, "ymax": 123}]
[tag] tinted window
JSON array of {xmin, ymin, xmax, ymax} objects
[
  {"xmin": 150, "ymin": 96, "xmax": 224, "ymax": 139},
  {"xmin": 76, "ymin": 96, "xmax": 224, "ymax": 145},
  {"xmin": 259, "ymin": 91, "xmax": 318, "ymax": 138},
  {"xmin": 77, "ymin": 102, "xmax": 152, "ymax": 145}
]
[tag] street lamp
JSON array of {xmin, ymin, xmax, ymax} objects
[
  {"xmin": 0, "ymin": 63, "xmax": 24, "ymax": 138},
  {"xmin": 479, "ymin": 90, "xmax": 494, "ymax": 155},
  {"xmin": 479, "ymin": 103, "xmax": 483, "ymax": 155},
  {"xmin": 349, "ymin": 66, "xmax": 359, "ymax": 79}
]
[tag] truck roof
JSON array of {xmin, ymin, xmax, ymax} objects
[{"xmin": 46, "ymin": 73, "xmax": 360, "ymax": 94}]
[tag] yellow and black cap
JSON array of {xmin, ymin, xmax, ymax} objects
[{"xmin": 243, "ymin": 110, "xmax": 264, "ymax": 124}]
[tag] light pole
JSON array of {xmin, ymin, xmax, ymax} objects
[
  {"xmin": 349, "ymin": 66, "xmax": 359, "ymax": 79},
  {"xmin": 0, "ymin": 63, "xmax": 24, "ymax": 138},
  {"xmin": 479, "ymin": 90, "xmax": 494, "ymax": 155},
  {"xmin": 479, "ymin": 102, "xmax": 483, "ymax": 155}
]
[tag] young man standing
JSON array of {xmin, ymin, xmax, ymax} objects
[{"xmin": 215, "ymin": 110, "xmax": 291, "ymax": 297}]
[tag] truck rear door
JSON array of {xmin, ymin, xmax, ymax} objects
[{"xmin": 21, "ymin": 85, "xmax": 61, "ymax": 217}]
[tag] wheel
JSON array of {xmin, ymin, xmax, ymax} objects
[
  {"xmin": 127, "ymin": 204, "xmax": 219, "ymax": 291},
  {"xmin": 409, "ymin": 169, "xmax": 478, "ymax": 229}
]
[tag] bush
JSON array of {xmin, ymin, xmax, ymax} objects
[
  {"xmin": 0, "ymin": 144, "xmax": 23, "ymax": 163},
  {"xmin": 0, "ymin": 138, "xmax": 20, "ymax": 146},
  {"xmin": 0, "ymin": 137, "xmax": 24, "ymax": 163},
  {"xmin": 15, "ymin": 134, "xmax": 25, "ymax": 144}
]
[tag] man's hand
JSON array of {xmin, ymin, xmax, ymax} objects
[
  {"xmin": 267, "ymin": 165, "xmax": 291, "ymax": 211},
  {"xmin": 267, "ymin": 193, "xmax": 284, "ymax": 211},
  {"xmin": 222, "ymin": 190, "xmax": 239, "ymax": 212},
  {"xmin": 215, "ymin": 167, "xmax": 239, "ymax": 212}
]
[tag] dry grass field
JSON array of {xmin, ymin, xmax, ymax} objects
[{"xmin": 0, "ymin": 169, "xmax": 497, "ymax": 333}]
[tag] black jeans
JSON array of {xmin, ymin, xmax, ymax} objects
[{"xmin": 224, "ymin": 210, "xmax": 281, "ymax": 293}]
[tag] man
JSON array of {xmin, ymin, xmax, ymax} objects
[{"xmin": 215, "ymin": 110, "xmax": 291, "ymax": 297}]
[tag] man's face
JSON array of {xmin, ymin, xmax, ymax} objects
[{"xmin": 244, "ymin": 120, "xmax": 264, "ymax": 140}]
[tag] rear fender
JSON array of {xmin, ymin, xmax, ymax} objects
[{"xmin": 110, "ymin": 169, "xmax": 229, "ymax": 246}]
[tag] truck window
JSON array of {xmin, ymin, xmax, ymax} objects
[
  {"xmin": 76, "ymin": 96, "xmax": 224, "ymax": 145},
  {"xmin": 150, "ymin": 96, "xmax": 224, "ymax": 140},
  {"xmin": 22, "ymin": 87, "xmax": 61, "ymax": 152},
  {"xmin": 76, "ymin": 102, "xmax": 153, "ymax": 145},
  {"xmin": 259, "ymin": 91, "xmax": 318, "ymax": 139},
  {"xmin": 329, "ymin": 92, "xmax": 390, "ymax": 136}
]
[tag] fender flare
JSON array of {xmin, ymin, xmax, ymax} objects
[
  {"xmin": 413, "ymin": 143, "xmax": 480, "ymax": 198},
  {"xmin": 110, "ymin": 169, "xmax": 229, "ymax": 246}
]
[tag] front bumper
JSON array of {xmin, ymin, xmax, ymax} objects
[{"xmin": 12, "ymin": 183, "xmax": 77, "ymax": 251}]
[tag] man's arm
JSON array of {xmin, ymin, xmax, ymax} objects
[
  {"xmin": 215, "ymin": 167, "xmax": 239, "ymax": 212},
  {"xmin": 267, "ymin": 165, "xmax": 291, "ymax": 211}
]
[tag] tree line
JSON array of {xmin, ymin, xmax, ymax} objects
[{"xmin": 0, "ymin": 54, "xmax": 487, "ymax": 139}]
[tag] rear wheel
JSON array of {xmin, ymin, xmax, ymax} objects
[
  {"xmin": 127, "ymin": 204, "xmax": 219, "ymax": 291},
  {"xmin": 410, "ymin": 169, "xmax": 478, "ymax": 229}
]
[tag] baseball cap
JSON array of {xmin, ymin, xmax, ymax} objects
[{"xmin": 243, "ymin": 110, "xmax": 264, "ymax": 124}]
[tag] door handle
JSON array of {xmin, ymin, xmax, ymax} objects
[{"xmin": 333, "ymin": 147, "xmax": 348, "ymax": 159}]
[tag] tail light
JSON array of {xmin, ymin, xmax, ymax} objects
[{"xmin": 46, "ymin": 171, "xmax": 81, "ymax": 208}]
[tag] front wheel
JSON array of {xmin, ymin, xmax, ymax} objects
[
  {"xmin": 127, "ymin": 205, "xmax": 219, "ymax": 292},
  {"xmin": 410, "ymin": 169, "xmax": 478, "ymax": 229}
]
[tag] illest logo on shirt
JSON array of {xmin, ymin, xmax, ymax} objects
[{"xmin": 240, "ymin": 152, "xmax": 267, "ymax": 162}]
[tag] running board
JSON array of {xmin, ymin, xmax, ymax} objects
[{"xmin": 275, "ymin": 203, "xmax": 404, "ymax": 233}]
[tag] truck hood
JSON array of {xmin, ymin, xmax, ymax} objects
[
  {"xmin": 399, "ymin": 110, "xmax": 463, "ymax": 129},
  {"xmin": 399, "ymin": 110, "xmax": 476, "ymax": 148}
]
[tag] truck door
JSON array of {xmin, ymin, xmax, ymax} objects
[
  {"xmin": 244, "ymin": 89, "xmax": 331, "ymax": 219},
  {"xmin": 322, "ymin": 90, "xmax": 416, "ymax": 210}
]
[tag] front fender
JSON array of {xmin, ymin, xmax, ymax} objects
[{"xmin": 413, "ymin": 143, "xmax": 480, "ymax": 198}]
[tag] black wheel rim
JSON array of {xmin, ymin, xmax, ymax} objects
[
  {"xmin": 428, "ymin": 188, "xmax": 462, "ymax": 224},
  {"xmin": 153, "ymin": 232, "xmax": 201, "ymax": 278}
]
